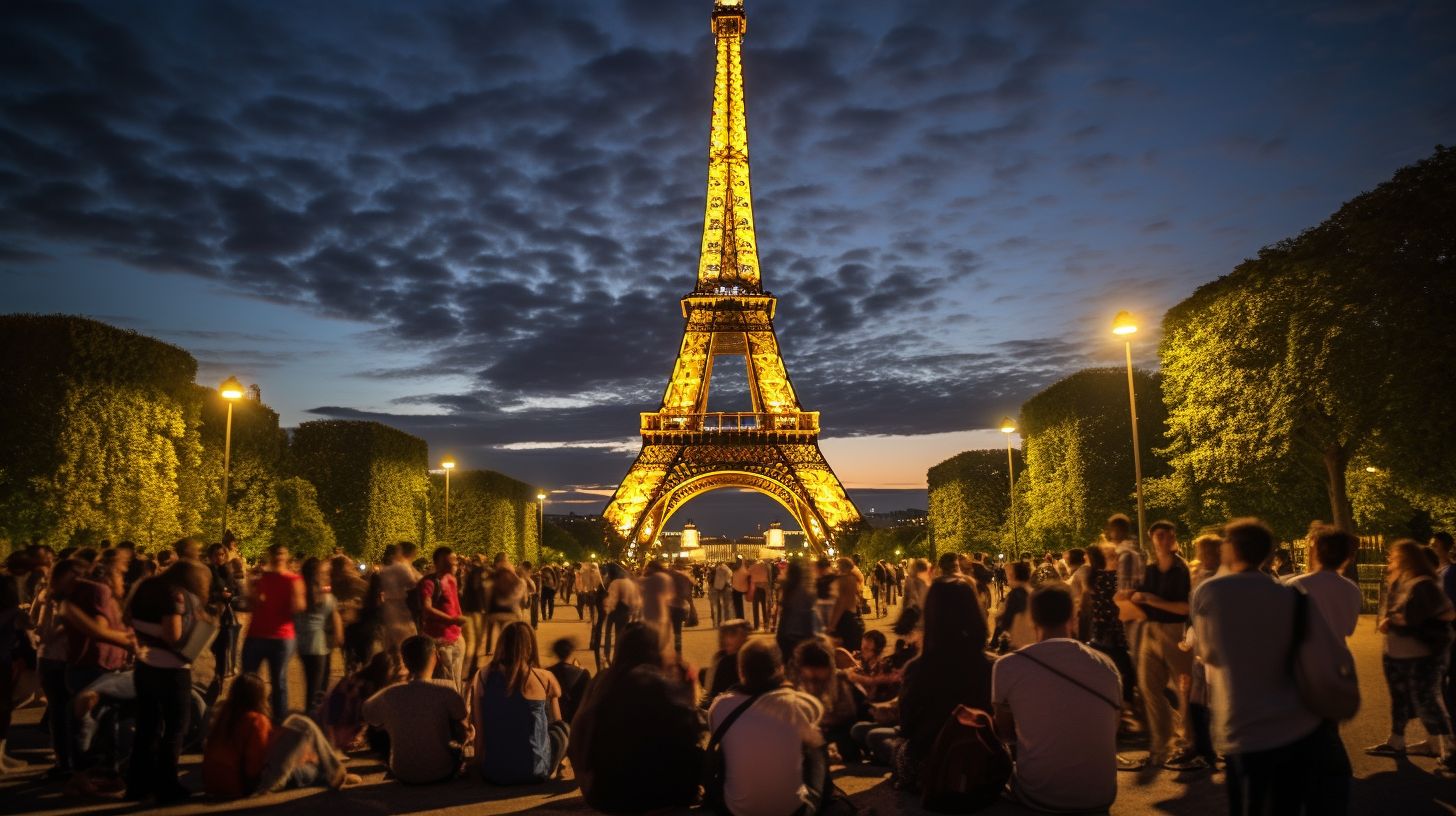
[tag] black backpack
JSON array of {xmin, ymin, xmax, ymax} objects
[
  {"xmin": 919, "ymin": 706, "xmax": 1012, "ymax": 813},
  {"xmin": 405, "ymin": 574, "xmax": 446, "ymax": 629}
]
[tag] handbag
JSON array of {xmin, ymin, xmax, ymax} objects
[{"xmin": 1289, "ymin": 585, "xmax": 1360, "ymax": 720}]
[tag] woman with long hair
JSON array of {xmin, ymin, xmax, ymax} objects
[
  {"xmin": 203, "ymin": 673, "xmax": 358, "ymax": 797},
  {"xmin": 569, "ymin": 623, "xmax": 705, "ymax": 812},
  {"xmin": 295, "ymin": 557, "xmax": 342, "ymax": 713},
  {"xmin": 124, "ymin": 557, "xmax": 211, "ymax": 803},
  {"xmin": 776, "ymin": 559, "xmax": 821, "ymax": 663},
  {"xmin": 1367, "ymin": 539, "xmax": 1456, "ymax": 774},
  {"xmin": 890, "ymin": 577, "xmax": 993, "ymax": 789},
  {"xmin": 472, "ymin": 621, "xmax": 568, "ymax": 784}
]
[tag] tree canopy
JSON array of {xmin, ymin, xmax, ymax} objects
[{"xmin": 1159, "ymin": 145, "xmax": 1456, "ymax": 537}]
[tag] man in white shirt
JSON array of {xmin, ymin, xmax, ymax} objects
[
  {"xmin": 378, "ymin": 542, "xmax": 421, "ymax": 653},
  {"xmin": 1191, "ymin": 517, "xmax": 1351, "ymax": 815},
  {"xmin": 1284, "ymin": 525, "xmax": 1363, "ymax": 638},
  {"xmin": 994, "ymin": 584, "xmax": 1120, "ymax": 813},
  {"xmin": 710, "ymin": 561, "xmax": 733, "ymax": 628},
  {"xmin": 708, "ymin": 639, "xmax": 825, "ymax": 816}
]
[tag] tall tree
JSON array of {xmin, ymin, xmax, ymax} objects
[
  {"xmin": 928, "ymin": 449, "xmax": 1020, "ymax": 554},
  {"xmin": 1160, "ymin": 146, "xmax": 1456, "ymax": 534}
]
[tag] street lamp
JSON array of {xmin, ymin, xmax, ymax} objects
[
  {"xmin": 999, "ymin": 416, "xmax": 1018, "ymax": 559},
  {"xmin": 217, "ymin": 376, "xmax": 244, "ymax": 544},
  {"xmin": 537, "ymin": 491, "xmax": 547, "ymax": 553},
  {"xmin": 1112, "ymin": 311, "xmax": 1147, "ymax": 550},
  {"xmin": 440, "ymin": 456, "xmax": 456, "ymax": 542}
]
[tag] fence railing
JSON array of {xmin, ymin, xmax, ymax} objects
[{"xmin": 1290, "ymin": 533, "xmax": 1385, "ymax": 614}]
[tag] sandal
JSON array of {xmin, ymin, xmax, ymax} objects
[{"xmin": 1364, "ymin": 742, "xmax": 1405, "ymax": 757}]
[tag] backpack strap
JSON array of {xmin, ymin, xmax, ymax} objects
[
  {"xmin": 1010, "ymin": 647, "xmax": 1121, "ymax": 712},
  {"xmin": 708, "ymin": 690, "xmax": 767, "ymax": 750}
]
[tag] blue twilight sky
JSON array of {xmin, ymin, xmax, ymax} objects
[{"xmin": 2, "ymin": 0, "xmax": 1453, "ymax": 534}]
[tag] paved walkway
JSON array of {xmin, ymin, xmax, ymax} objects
[{"xmin": 4, "ymin": 597, "xmax": 1452, "ymax": 815}]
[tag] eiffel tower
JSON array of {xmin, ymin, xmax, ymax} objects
[{"xmin": 603, "ymin": 0, "xmax": 862, "ymax": 557}]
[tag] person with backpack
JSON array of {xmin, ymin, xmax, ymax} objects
[
  {"xmin": 993, "ymin": 584, "xmax": 1120, "ymax": 812},
  {"xmin": 418, "ymin": 547, "xmax": 467, "ymax": 691},
  {"xmin": 707, "ymin": 638, "xmax": 827, "ymax": 816},
  {"xmin": 1191, "ymin": 518, "xmax": 1353, "ymax": 814}
]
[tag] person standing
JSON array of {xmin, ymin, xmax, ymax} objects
[
  {"xmin": 601, "ymin": 563, "xmax": 641, "ymax": 664},
  {"xmin": 205, "ymin": 544, "xmax": 242, "ymax": 695},
  {"xmin": 776, "ymin": 560, "xmax": 822, "ymax": 664},
  {"xmin": 61, "ymin": 554, "xmax": 134, "ymax": 795},
  {"xmin": 377, "ymin": 542, "xmax": 420, "ymax": 654},
  {"xmin": 242, "ymin": 544, "xmax": 305, "ymax": 724},
  {"xmin": 294, "ymin": 558, "xmax": 342, "ymax": 713},
  {"xmin": 32, "ymin": 559, "xmax": 84, "ymax": 779},
  {"xmin": 125, "ymin": 560, "xmax": 211, "ymax": 803},
  {"xmin": 1365, "ymin": 539, "xmax": 1456, "ymax": 774},
  {"xmin": 827, "ymin": 557, "xmax": 865, "ymax": 648},
  {"xmin": 709, "ymin": 560, "xmax": 732, "ymax": 628},
  {"xmin": 1429, "ymin": 531, "xmax": 1456, "ymax": 727},
  {"xmin": 1191, "ymin": 518, "xmax": 1352, "ymax": 813},
  {"xmin": 730, "ymin": 556, "xmax": 750, "ymax": 620},
  {"xmin": 668, "ymin": 559, "xmax": 695, "ymax": 655},
  {"xmin": 1123, "ymin": 520, "xmax": 1193, "ymax": 771},
  {"xmin": 539, "ymin": 564, "xmax": 558, "ymax": 622},
  {"xmin": 419, "ymin": 547, "xmax": 467, "ymax": 692},
  {"xmin": 748, "ymin": 558, "xmax": 771, "ymax": 630},
  {"xmin": 576, "ymin": 560, "xmax": 603, "ymax": 624},
  {"xmin": 1286, "ymin": 526, "xmax": 1363, "ymax": 640},
  {"xmin": 519, "ymin": 562, "xmax": 539, "ymax": 629}
]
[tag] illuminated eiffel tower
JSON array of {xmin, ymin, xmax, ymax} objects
[{"xmin": 603, "ymin": 0, "xmax": 862, "ymax": 557}]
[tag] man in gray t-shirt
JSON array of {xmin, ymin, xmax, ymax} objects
[
  {"xmin": 363, "ymin": 635, "xmax": 466, "ymax": 784},
  {"xmin": 1191, "ymin": 518, "xmax": 1350, "ymax": 814}
]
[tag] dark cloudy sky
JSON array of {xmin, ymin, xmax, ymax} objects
[{"xmin": 3, "ymin": 0, "xmax": 1453, "ymax": 534}]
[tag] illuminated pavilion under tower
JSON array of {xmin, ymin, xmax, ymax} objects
[{"xmin": 602, "ymin": 0, "xmax": 862, "ymax": 557}]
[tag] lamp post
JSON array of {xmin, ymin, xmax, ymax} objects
[
  {"xmin": 537, "ymin": 491, "xmax": 547, "ymax": 553},
  {"xmin": 441, "ymin": 456, "xmax": 455, "ymax": 542},
  {"xmin": 999, "ymin": 416, "xmax": 1018, "ymax": 559},
  {"xmin": 1112, "ymin": 311, "xmax": 1147, "ymax": 549},
  {"xmin": 218, "ymin": 376, "xmax": 244, "ymax": 543}
]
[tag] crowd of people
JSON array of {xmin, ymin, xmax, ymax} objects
[{"xmin": 0, "ymin": 517, "xmax": 1453, "ymax": 815}]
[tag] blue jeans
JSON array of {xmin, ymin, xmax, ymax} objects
[{"xmin": 242, "ymin": 637, "xmax": 295, "ymax": 723}]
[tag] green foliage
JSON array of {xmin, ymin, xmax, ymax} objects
[
  {"xmin": 927, "ymin": 449, "xmax": 1020, "ymax": 554},
  {"xmin": 1159, "ymin": 146, "xmax": 1456, "ymax": 536},
  {"xmin": 182, "ymin": 385, "xmax": 287, "ymax": 555},
  {"xmin": 1016, "ymin": 368, "xmax": 1172, "ymax": 549},
  {"xmin": 847, "ymin": 525, "xmax": 926, "ymax": 562},
  {"xmin": 0, "ymin": 315, "xmax": 202, "ymax": 548},
  {"xmin": 291, "ymin": 420, "xmax": 432, "ymax": 560},
  {"xmin": 429, "ymin": 469, "xmax": 540, "ymax": 565},
  {"xmin": 543, "ymin": 521, "xmax": 584, "ymax": 561},
  {"xmin": 272, "ymin": 477, "xmax": 336, "ymax": 559}
]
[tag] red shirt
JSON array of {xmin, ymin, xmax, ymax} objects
[
  {"xmin": 419, "ymin": 573, "xmax": 461, "ymax": 643},
  {"xmin": 66, "ymin": 578, "xmax": 129, "ymax": 671},
  {"xmin": 248, "ymin": 571, "xmax": 301, "ymax": 640}
]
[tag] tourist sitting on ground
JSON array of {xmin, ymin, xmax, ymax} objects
[
  {"xmin": 569, "ymin": 622, "xmax": 706, "ymax": 813},
  {"xmin": 363, "ymin": 634, "xmax": 467, "ymax": 784},
  {"xmin": 882, "ymin": 578, "xmax": 994, "ymax": 789},
  {"xmin": 202, "ymin": 673, "xmax": 359, "ymax": 798},
  {"xmin": 993, "ymin": 584, "xmax": 1120, "ymax": 813},
  {"xmin": 703, "ymin": 619, "xmax": 751, "ymax": 706},
  {"xmin": 545, "ymin": 637, "xmax": 591, "ymax": 724},
  {"xmin": 472, "ymin": 621, "xmax": 568, "ymax": 785},
  {"xmin": 846, "ymin": 630, "xmax": 901, "ymax": 703},
  {"xmin": 709, "ymin": 638, "xmax": 827, "ymax": 816},
  {"xmin": 993, "ymin": 561, "xmax": 1034, "ymax": 651},
  {"xmin": 794, "ymin": 637, "xmax": 867, "ymax": 763},
  {"xmin": 314, "ymin": 650, "xmax": 402, "ymax": 753}
]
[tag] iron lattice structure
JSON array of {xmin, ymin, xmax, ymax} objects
[{"xmin": 603, "ymin": 0, "xmax": 862, "ymax": 557}]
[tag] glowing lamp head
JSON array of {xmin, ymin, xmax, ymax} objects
[
  {"xmin": 441, "ymin": 457, "xmax": 456, "ymax": 471},
  {"xmin": 219, "ymin": 376, "xmax": 245, "ymax": 401},
  {"xmin": 1112, "ymin": 311, "xmax": 1138, "ymax": 336},
  {"xmin": 536, "ymin": 492, "xmax": 547, "ymax": 501},
  {"xmin": 1364, "ymin": 466, "xmax": 1378, "ymax": 473},
  {"xmin": 999, "ymin": 416, "xmax": 1016, "ymax": 434}
]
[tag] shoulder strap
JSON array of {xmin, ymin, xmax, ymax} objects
[
  {"xmin": 708, "ymin": 691, "xmax": 766, "ymax": 750},
  {"xmin": 1011, "ymin": 647, "xmax": 1120, "ymax": 712}
]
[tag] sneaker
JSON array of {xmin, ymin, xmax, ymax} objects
[
  {"xmin": 1406, "ymin": 740, "xmax": 1437, "ymax": 757},
  {"xmin": 1163, "ymin": 754, "xmax": 1212, "ymax": 772},
  {"xmin": 1364, "ymin": 742, "xmax": 1405, "ymax": 757},
  {"xmin": 1116, "ymin": 754, "xmax": 1148, "ymax": 772}
]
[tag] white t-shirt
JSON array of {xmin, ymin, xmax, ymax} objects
[
  {"xmin": 992, "ymin": 639, "xmax": 1119, "ymax": 813},
  {"xmin": 709, "ymin": 687, "xmax": 823, "ymax": 816},
  {"xmin": 1285, "ymin": 570, "xmax": 1362, "ymax": 638}
]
